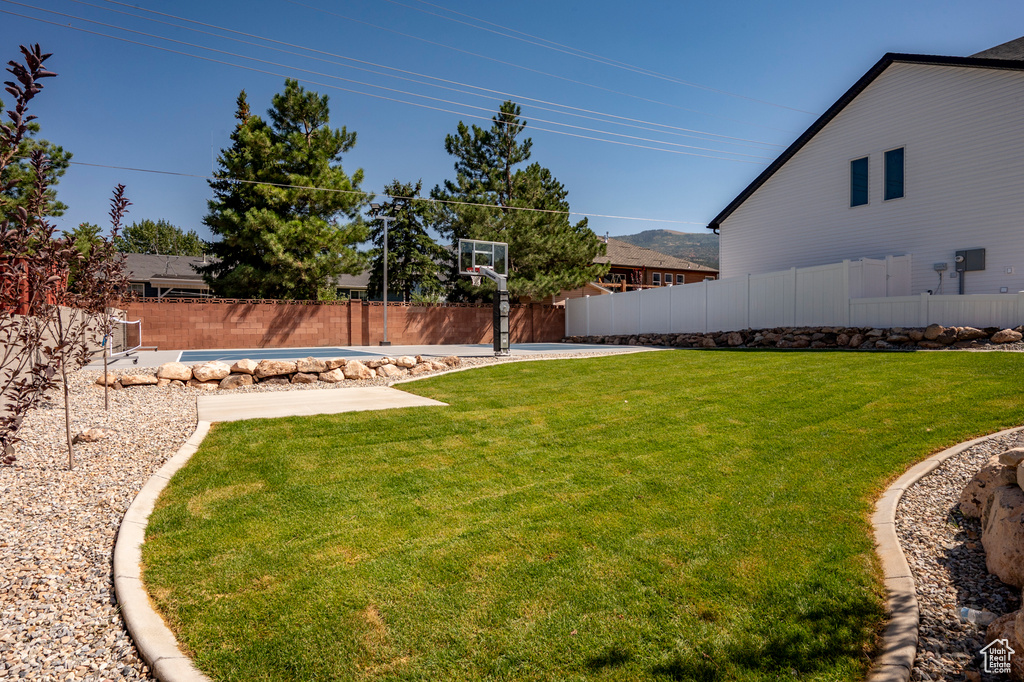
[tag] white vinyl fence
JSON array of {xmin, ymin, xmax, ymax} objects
[{"xmin": 567, "ymin": 255, "xmax": 1024, "ymax": 336}]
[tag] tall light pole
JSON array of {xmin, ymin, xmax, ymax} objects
[{"xmin": 369, "ymin": 203, "xmax": 393, "ymax": 346}]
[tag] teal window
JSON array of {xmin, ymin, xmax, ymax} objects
[
  {"xmin": 850, "ymin": 157, "xmax": 869, "ymax": 207},
  {"xmin": 884, "ymin": 148, "xmax": 905, "ymax": 200}
]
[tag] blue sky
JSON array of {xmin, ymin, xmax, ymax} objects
[{"xmin": 3, "ymin": 0, "xmax": 1023, "ymax": 241}]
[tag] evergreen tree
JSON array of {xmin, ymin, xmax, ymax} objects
[
  {"xmin": 367, "ymin": 180, "xmax": 447, "ymax": 302},
  {"xmin": 0, "ymin": 97, "xmax": 70, "ymax": 221},
  {"xmin": 430, "ymin": 101, "xmax": 607, "ymax": 301},
  {"xmin": 114, "ymin": 219, "xmax": 206, "ymax": 256},
  {"xmin": 200, "ymin": 82, "xmax": 367, "ymax": 299}
]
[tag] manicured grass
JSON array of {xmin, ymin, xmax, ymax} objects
[{"xmin": 143, "ymin": 351, "xmax": 1024, "ymax": 681}]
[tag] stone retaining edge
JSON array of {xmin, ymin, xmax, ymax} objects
[
  {"xmin": 113, "ymin": 420, "xmax": 214, "ymax": 682},
  {"xmin": 867, "ymin": 424, "xmax": 1024, "ymax": 682}
]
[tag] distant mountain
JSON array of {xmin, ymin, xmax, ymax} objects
[{"xmin": 615, "ymin": 230, "xmax": 719, "ymax": 270}]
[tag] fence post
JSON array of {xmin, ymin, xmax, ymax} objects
[
  {"xmin": 745, "ymin": 274, "xmax": 751, "ymax": 330},
  {"xmin": 584, "ymin": 295, "xmax": 590, "ymax": 337},
  {"xmin": 789, "ymin": 267, "xmax": 798, "ymax": 327},
  {"xmin": 920, "ymin": 292, "xmax": 930, "ymax": 327},
  {"xmin": 842, "ymin": 260, "xmax": 851, "ymax": 327}
]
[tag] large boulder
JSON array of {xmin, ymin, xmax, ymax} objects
[
  {"xmin": 325, "ymin": 358, "xmax": 347, "ymax": 370},
  {"xmin": 291, "ymin": 372, "xmax": 319, "ymax": 384},
  {"xmin": 959, "ymin": 454, "xmax": 1020, "ymax": 518},
  {"xmin": 230, "ymin": 359, "xmax": 258, "ymax": 375},
  {"xmin": 409, "ymin": 363, "xmax": 433, "ymax": 376},
  {"xmin": 343, "ymin": 360, "xmax": 374, "ymax": 380},
  {"xmin": 992, "ymin": 329, "xmax": 1024, "ymax": 344},
  {"xmin": 986, "ymin": 611, "xmax": 1024, "ymax": 680},
  {"xmin": 187, "ymin": 378, "xmax": 219, "ymax": 391},
  {"xmin": 95, "ymin": 372, "xmax": 119, "ymax": 387},
  {"xmin": 923, "ymin": 323, "xmax": 945, "ymax": 340},
  {"xmin": 296, "ymin": 357, "xmax": 327, "ymax": 373},
  {"xmin": 981, "ymin": 485, "xmax": 1024, "ymax": 588},
  {"xmin": 395, "ymin": 356, "xmax": 417, "ymax": 368},
  {"xmin": 255, "ymin": 359, "xmax": 297, "ymax": 378},
  {"xmin": 192, "ymin": 361, "xmax": 231, "ymax": 382},
  {"xmin": 956, "ymin": 326, "xmax": 987, "ymax": 341},
  {"xmin": 219, "ymin": 374, "xmax": 254, "ymax": 390},
  {"xmin": 156, "ymin": 362, "xmax": 192, "ymax": 381},
  {"xmin": 377, "ymin": 364, "xmax": 403, "ymax": 379},
  {"xmin": 119, "ymin": 374, "xmax": 158, "ymax": 387},
  {"xmin": 318, "ymin": 368, "xmax": 346, "ymax": 383},
  {"xmin": 440, "ymin": 355, "xmax": 462, "ymax": 368}
]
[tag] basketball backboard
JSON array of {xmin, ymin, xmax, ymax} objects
[{"xmin": 458, "ymin": 239, "xmax": 508, "ymax": 277}]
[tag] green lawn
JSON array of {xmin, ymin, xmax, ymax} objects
[{"xmin": 143, "ymin": 351, "xmax": 1024, "ymax": 681}]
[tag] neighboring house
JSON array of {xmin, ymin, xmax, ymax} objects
[
  {"xmin": 122, "ymin": 253, "xmax": 212, "ymax": 299},
  {"xmin": 547, "ymin": 237, "xmax": 718, "ymax": 305},
  {"xmin": 122, "ymin": 253, "xmax": 370, "ymax": 300},
  {"xmin": 708, "ymin": 36, "xmax": 1024, "ymax": 296}
]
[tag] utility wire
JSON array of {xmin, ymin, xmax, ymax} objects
[
  {"xmin": 0, "ymin": 5, "xmax": 771, "ymax": 163},
  {"xmin": 11, "ymin": 1, "xmax": 771, "ymax": 159},
  {"xmin": 382, "ymin": 0, "xmax": 815, "ymax": 114},
  {"xmin": 75, "ymin": 0, "xmax": 784, "ymax": 150},
  {"xmin": 64, "ymin": 159, "xmax": 710, "ymax": 225},
  {"xmin": 286, "ymin": 0, "xmax": 802, "ymax": 135}
]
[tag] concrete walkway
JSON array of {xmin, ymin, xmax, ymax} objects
[
  {"xmin": 113, "ymin": 386, "xmax": 449, "ymax": 682},
  {"xmin": 197, "ymin": 386, "xmax": 447, "ymax": 422}
]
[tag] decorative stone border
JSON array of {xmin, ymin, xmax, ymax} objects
[{"xmin": 868, "ymin": 425, "xmax": 1024, "ymax": 682}]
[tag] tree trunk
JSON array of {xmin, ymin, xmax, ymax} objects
[{"xmin": 61, "ymin": 360, "xmax": 74, "ymax": 470}]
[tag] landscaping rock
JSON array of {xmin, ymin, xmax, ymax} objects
[
  {"xmin": 960, "ymin": 454, "xmax": 1020, "ymax": 518},
  {"xmin": 957, "ymin": 326, "xmax": 987, "ymax": 341},
  {"xmin": 292, "ymin": 372, "xmax": 318, "ymax": 384},
  {"xmin": 192, "ymin": 361, "xmax": 231, "ymax": 382},
  {"xmin": 259, "ymin": 377, "xmax": 292, "ymax": 386},
  {"xmin": 396, "ymin": 355, "xmax": 417, "ymax": 368},
  {"xmin": 296, "ymin": 357, "xmax": 327, "ymax": 373},
  {"xmin": 318, "ymin": 368, "xmax": 346, "ymax": 383},
  {"xmin": 230, "ymin": 358, "xmax": 258, "ymax": 375},
  {"xmin": 725, "ymin": 331, "xmax": 744, "ymax": 346},
  {"xmin": 72, "ymin": 427, "xmax": 116, "ymax": 444},
  {"xmin": 255, "ymin": 359, "xmax": 297, "ymax": 378},
  {"xmin": 325, "ymin": 358, "xmax": 347, "ymax": 370},
  {"xmin": 156, "ymin": 378, "xmax": 171, "ymax": 387},
  {"xmin": 429, "ymin": 360, "xmax": 448, "ymax": 371},
  {"xmin": 992, "ymin": 329, "xmax": 1024, "ymax": 344},
  {"xmin": 94, "ymin": 372, "xmax": 118, "ymax": 386},
  {"xmin": 343, "ymin": 360, "xmax": 374, "ymax": 380},
  {"xmin": 377, "ymin": 364, "xmax": 403, "ymax": 379},
  {"xmin": 187, "ymin": 378, "xmax": 219, "ymax": 391},
  {"xmin": 440, "ymin": 355, "xmax": 462, "ymax": 368},
  {"xmin": 156, "ymin": 361, "xmax": 192, "ymax": 381},
  {"xmin": 986, "ymin": 612, "xmax": 1024, "ymax": 680},
  {"xmin": 119, "ymin": 374, "xmax": 158, "ymax": 387},
  {"xmin": 697, "ymin": 337, "xmax": 716, "ymax": 348},
  {"xmin": 219, "ymin": 374, "xmax": 254, "ymax": 390},
  {"xmin": 998, "ymin": 448, "xmax": 1024, "ymax": 468},
  {"xmin": 923, "ymin": 323, "xmax": 945, "ymax": 340},
  {"xmin": 981, "ymin": 485, "xmax": 1024, "ymax": 588},
  {"xmin": 409, "ymin": 363, "xmax": 433, "ymax": 376}
]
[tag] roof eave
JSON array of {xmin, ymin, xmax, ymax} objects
[{"xmin": 706, "ymin": 51, "xmax": 1024, "ymax": 232}]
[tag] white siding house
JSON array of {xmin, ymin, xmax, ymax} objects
[{"xmin": 708, "ymin": 39, "xmax": 1024, "ymax": 297}]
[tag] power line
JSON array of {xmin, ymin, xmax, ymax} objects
[
  {"xmin": 286, "ymin": 0, "xmax": 803, "ymax": 136},
  {"xmin": 75, "ymin": 0, "xmax": 785, "ymax": 151},
  {"xmin": 64, "ymin": 159, "xmax": 710, "ymax": 225},
  {"xmin": 0, "ymin": 4, "xmax": 771, "ymax": 163},
  {"xmin": 382, "ymin": 0, "xmax": 815, "ymax": 114}
]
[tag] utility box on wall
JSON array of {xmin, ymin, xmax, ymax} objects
[{"xmin": 954, "ymin": 248, "xmax": 986, "ymax": 273}]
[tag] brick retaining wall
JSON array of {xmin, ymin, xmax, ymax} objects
[{"xmin": 124, "ymin": 299, "xmax": 565, "ymax": 350}]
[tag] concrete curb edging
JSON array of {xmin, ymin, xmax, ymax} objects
[
  {"xmin": 113, "ymin": 421, "xmax": 215, "ymax": 682},
  {"xmin": 867, "ymin": 424, "xmax": 1024, "ymax": 682}
]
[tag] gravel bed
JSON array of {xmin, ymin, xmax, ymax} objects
[
  {"xmin": 896, "ymin": 432, "xmax": 1023, "ymax": 682},
  {"xmin": 0, "ymin": 350, "xmax": 633, "ymax": 681}
]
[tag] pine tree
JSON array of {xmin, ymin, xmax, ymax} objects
[
  {"xmin": 430, "ymin": 101, "xmax": 607, "ymax": 301},
  {"xmin": 200, "ymin": 82, "xmax": 367, "ymax": 299},
  {"xmin": 0, "ymin": 97, "xmax": 70, "ymax": 222},
  {"xmin": 367, "ymin": 180, "xmax": 447, "ymax": 302}
]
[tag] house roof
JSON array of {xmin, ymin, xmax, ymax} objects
[
  {"xmin": 596, "ymin": 237, "xmax": 717, "ymax": 272},
  {"xmin": 122, "ymin": 253, "xmax": 208, "ymax": 283},
  {"xmin": 707, "ymin": 41, "xmax": 1024, "ymax": 233}
]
